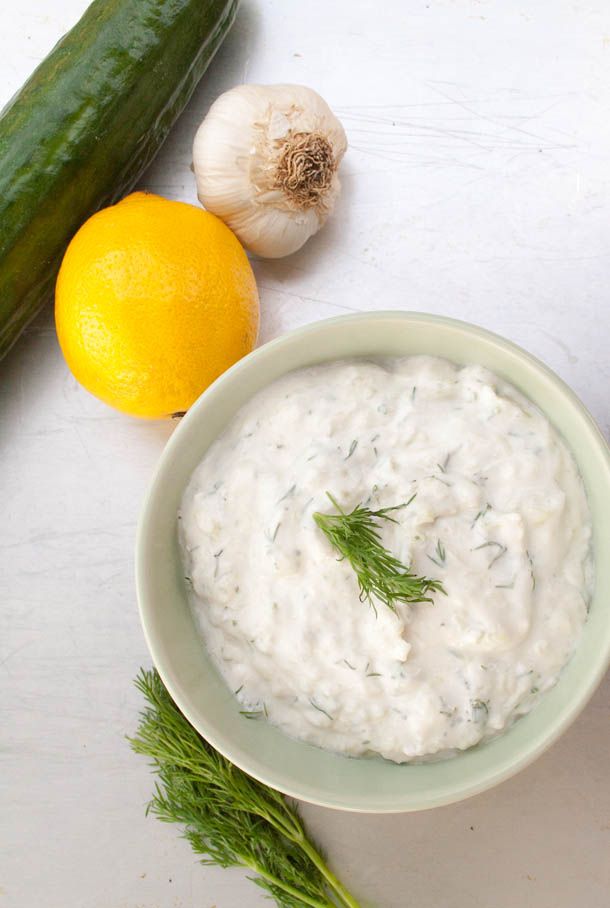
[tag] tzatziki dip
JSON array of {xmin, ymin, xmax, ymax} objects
[{"xmin": 180, "ymin": 356, "xmax": 593, "ymax": 763}]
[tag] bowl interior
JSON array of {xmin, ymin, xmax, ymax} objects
[{"xmin": 137, "ymin": 312, "xmax": 610, "ymax": 812}]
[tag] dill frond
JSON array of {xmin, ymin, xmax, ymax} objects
[
  {"xmin": 313, "ymin": 493, "xmax": 446, "ymax": 613},
  {"xmin": 130, "ymin": 669, "xmax": 360, "ymax": 908}
]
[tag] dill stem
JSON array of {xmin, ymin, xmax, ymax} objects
[
  {"xmin": 242, "ymin": 777, "xmax": 303, "ymax": 834},
  {"xmin": 251, "ymin": 802, "xmax": 361, "ymax": 907},
  {"xmin": 239, "ymin": 854, "xmax": 337, "ymax": 908},
  {"xmin": 298, "ymin": 837, "xmax": 363, "ymax": 908},
  {"xmin": 259, "ymin": 794, "xmax": 361, "ymax": 908}
]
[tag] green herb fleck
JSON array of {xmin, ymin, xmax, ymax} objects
[
  {"xmin": 239, "ymin": 710, "xmax": 264, "ymax": 720},
  {"xmin": 526, "ymin": 549, "xmax": 536, "ymax": 590},
  {"xmin": 309, "ymin": 699, "xmax": 334, "ymax": 722},
  {"xmin": 213, "ymin": 549, "xmax": 224, "ymax": 578},
  {"xmin": 345, "ymin": 439, "xmax": 358, "ymax": 460},
  {"xmin": 473, "ymin": 540, "xmax": 507, "ymax": 567},
  {"xmin": 471, "ymin": 503, "xmax": 491, "ymax": 527},
  {"xmin": 427, "ymin": 538, "xmax": 447, "ymax": 568},
  {"xmin": 437, "ymin": 452, "xmax": 452, "ymax": 473},
  {"xmin": 278, "ymin": 484, "xmax": 296, "ymax": 503},
  {"xmin": 489, "ymin": 545, "xmax": 507, "ymax": 567}
]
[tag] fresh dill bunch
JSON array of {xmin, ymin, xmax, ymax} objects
[
  {"xmin": 130, "ymin": 668, "xmax": 360, "ymax": 908},
  {"xmin": 313, "ymin": 492, "xmax": 446, "ymax": 613}
]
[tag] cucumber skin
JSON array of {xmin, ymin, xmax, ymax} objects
[{"xmin": 0, "ymin": 0, "xmax": 239, "ymax": 358}]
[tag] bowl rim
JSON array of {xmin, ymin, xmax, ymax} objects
[{"xmin": 136, "ymin": 310, "xmax": 610, "ymax": 812}]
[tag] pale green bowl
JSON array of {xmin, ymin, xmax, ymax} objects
[{"xmin": 136, "ymin": 312, "xmax": 610, "ymax": 812}]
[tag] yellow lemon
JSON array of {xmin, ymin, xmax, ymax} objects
[{"xmin": 55, "ymin": 192, "xmax": 259, "ymax": 418}]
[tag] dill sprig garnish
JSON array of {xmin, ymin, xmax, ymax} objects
[
  {"xmin": 313, "ymin": 492, "xmax": 446, "ymax": 613},
  {"xmin": 130, "ymin": 669, "xmax": 361, "ymax": 908}
]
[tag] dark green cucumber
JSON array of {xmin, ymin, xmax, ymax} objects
[{"xmin": 0, "ymin": 0, "xmax": 239, "ymax": 358}]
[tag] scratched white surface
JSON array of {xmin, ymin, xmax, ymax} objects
[{"xmin": 1, "ymin": 1, "xmax": 610, "ymax": 906}]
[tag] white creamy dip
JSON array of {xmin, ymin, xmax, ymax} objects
[{"xmin": 180, "ymin": 356, "xmax": 593, "ymax": 762}]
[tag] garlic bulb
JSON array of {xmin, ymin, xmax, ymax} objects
[{"xmin": 192, "ymin": 84, "xmax": 347, "ymax": 258}]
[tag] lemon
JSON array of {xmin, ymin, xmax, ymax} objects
[{"xmin": 55, "ymin": 192, "xmax": 259, "ymax": 418}]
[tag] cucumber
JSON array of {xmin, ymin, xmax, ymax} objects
[{"xmin": 0, "ymin": 0, "xmax": 239, "ymax": 358}]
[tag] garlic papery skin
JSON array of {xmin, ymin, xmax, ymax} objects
[{"xmin": 192, "ymin": 84, "xmax": 347, "ymax": 258}]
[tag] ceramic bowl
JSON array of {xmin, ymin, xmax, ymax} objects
[{"xmin": 136, "ymin": 312, "xmax": 610, "ymax": 812}]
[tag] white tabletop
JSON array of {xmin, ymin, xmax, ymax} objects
[{"xmin": 2, "ymin": 1, "xmax": 609, "ymax": 906}]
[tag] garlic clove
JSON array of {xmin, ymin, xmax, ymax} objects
[
  {"xmin": 192, "ymin": 84, "xmax": 347, "ymax": 258},
  {"xmin": 232, "ymin": 204, "xmax": 320, "ymax": 260}
]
